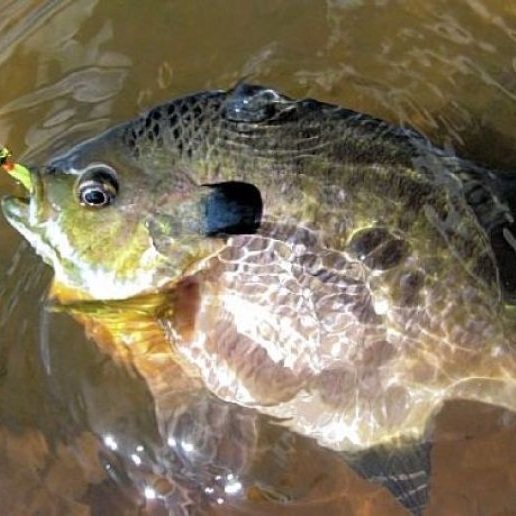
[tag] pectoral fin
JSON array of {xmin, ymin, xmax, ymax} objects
[{"xmin": 345, "ymin": 440, "xmax": 432, "ymax": 515}]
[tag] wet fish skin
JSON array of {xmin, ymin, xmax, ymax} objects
[
  {"xmin": 2, "ymin": 84, "xmax": 516, "ymax": 515},
  {"xmin": 4, "ymin": 82, "xmax": 511, "ymax": 302},
  {"xmin": 59, "ymin": 84, "xmax": 516, "ymax": 298}
]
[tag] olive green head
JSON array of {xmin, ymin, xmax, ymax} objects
[
  {"xmin": 1, "ymin": 88, "xmax": 269, "ymax": 300},
  {"xmin": 1, "ymin": 149, "xmax": 199, "ymax": 300}
]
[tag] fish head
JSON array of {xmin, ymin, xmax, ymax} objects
[{"xmin": 0, "ymin": 93, "xmax": 264, "ymax": 301}]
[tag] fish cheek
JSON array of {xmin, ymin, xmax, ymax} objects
[
  {"xmin": 45, "ymin": 171, "xmax": 162, "ymax": 291},
  {"xmin": 145, "ymin": 214, "xmax": 203, "ymax": 266},
  {"xmin": 145, "ymin": 210, "xmax": 226, "ymax": 281},
  {"xmin": 57, "ymin": 202, "xmax": 146, "ymax": 278}
]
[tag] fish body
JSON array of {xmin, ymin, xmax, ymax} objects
[{"xmin": 3, "ymin": 84, "xmax": 516, "ymax": 513}]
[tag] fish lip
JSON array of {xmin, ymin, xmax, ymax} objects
[
  {"xmin": 1, "ymin": 193, "xmax": 57, "ymax": 268},
  {"xmin": 2, "ymin": 166, "xmax": 44, "ymax": 225},
  {"xmin": 1, "ymin": 195, "xmax": 30, "ymax": 225},
  {"xmin": 1, "ymin": 195, "xmax": 34, "ymax": 250}
]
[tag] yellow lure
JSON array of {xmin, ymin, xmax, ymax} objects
[{"xmin": 0, "ymin": 146, "xmax": 32, "ymax": 192}]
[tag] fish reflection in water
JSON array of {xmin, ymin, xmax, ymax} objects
[
  {"xmin": 2, "ymin": 82, "xmax": 516, "ymax": 516},
  {"xmin": 35, "ymin": 307, "xmax": 370, "ymax": 515}
]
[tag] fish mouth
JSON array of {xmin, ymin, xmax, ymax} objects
[
  {"xmin": 2, "ymin": 192, "xmax": 59, "ymax": 272},
  {"xmin": 1, "ymin": 195, "xmax": 30, "ymax": 226},
  {"xmin": 1, "ymin": 165, "xmax": 43, "ymax": 224},
  {"xmin": 1, "ymin": 168, "xmax": 53, "ymax": 264}
]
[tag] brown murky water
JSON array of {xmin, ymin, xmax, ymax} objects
[{"xmin": 1, "ymin": 1, "xmax": 516, "ymax": 514}]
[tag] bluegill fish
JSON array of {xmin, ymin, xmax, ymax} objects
[{"xmin": 2, "ymin": 84, "xmax": 516, "ymax": 514}]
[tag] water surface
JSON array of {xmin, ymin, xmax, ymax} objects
[{"xmin": 1, "ymin": 1, "xmax": 516, "ymax": 514}]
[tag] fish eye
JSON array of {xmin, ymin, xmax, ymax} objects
[{"xmin": 76, "ymin": 165, "xmax": 119, "ymax": 208}]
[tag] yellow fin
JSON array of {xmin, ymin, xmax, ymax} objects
[{"xmin": 48, "ymin": 281, "xmax": 199, "ymax": 376}]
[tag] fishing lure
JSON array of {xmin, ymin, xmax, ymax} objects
[{"xmin": 0, "ymin": 146, "xmax": 32, "ymax": 192}]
